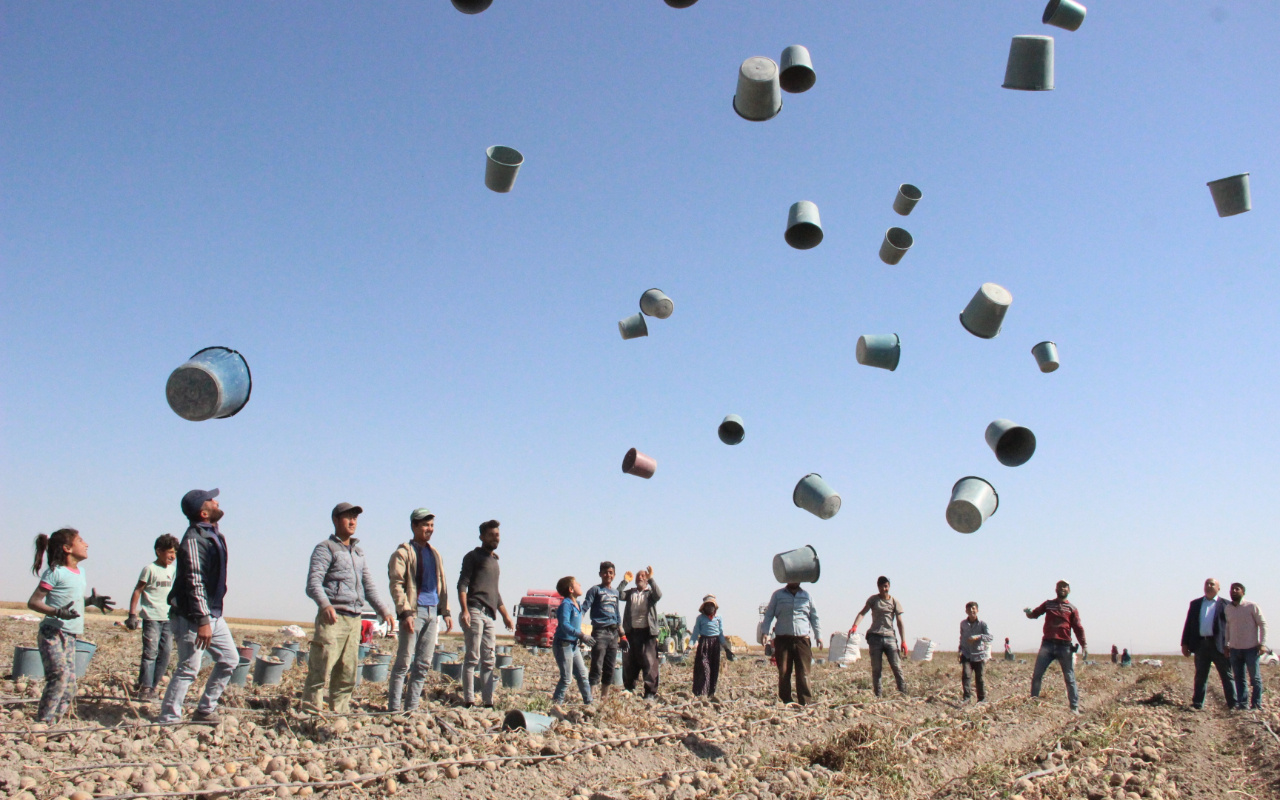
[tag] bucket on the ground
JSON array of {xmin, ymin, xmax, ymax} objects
[
  {"xmin": 503, "ymin": 708, "xmax": 553, "ymax": 731},
  {"xmin": 785, "ymin": 201, "xmax": 823, "ymax": 250},
  {"xmin": 74, "ymin": 639, "xmax": 97, "ymax": 679},
  {"xmin": 779, "ymin": 45, "xmax": 816, "ymax": 93},
  {"xmin": 496, "ymin": 645, "xmax": 512, "ymax": 655},
  {"xmin": 793, "ymin": 473, "xmax": 841, "ymax": 520},
  {"xmin": 1031, "ymin": 341, "xmax": 1060, "ymax": 373},
  {"xmin": 893, "ymin": 184, "xmax": 922, "ymax": 216},
  {"xmin": 1042, "ymin": 0, "xmax": 1086, "ymax": 31},
  {"xmin": 242, "ymin": 640, "xmax": 262, "ymax": 660},
  {"xmin": 441, "ymin": 662, "xmax": 463, "ymax": 680},
  {"xmin": 619, "ymin": 313, "xmax": 649, "ymax": 340},
  {"xmin": 856, "ymin": 334, "xmax": 901, "ymax": 372},
  {"xmin": 717, "ymin": 414, "xmax": 745, "ymax": 445},
  {"xmin": 237, "ymin": 646, "xmax": 255, "ymax": 661},
  {"xmin": 281, "ymin": 641, "xmax": 301, "ymax": 653},
  {"xmin": 358, "ymin": 644, "xmax": 371, "ymax": 660},
  {"xmin": 772, "ymin": 545, "xmax": 820, "ymax": 584},
  {"xmin": 985, "ymin": 419, "xmax": 1037, "ymax": 467},
  {"xmin": 253, "ymin": 656, "xmax": 285, "ymax": 686},
  {"xmin": 166, "ymin": 346, "xmax": 252, "ymax": 421},
  {"xmin": 229, "ymin": 657, "xmax": 252, "ymax": 687},
  {"xmin": 612, "ymin": 655, "xmax": 624, "ymax": 685},
  {"xmin": 12, "ymin": 646, "xmax": 44, "ymax": 679},
  {"xmin": 433, "ymin": 650, "xmax": 459, "ymax": 671},
  {"xmin": 1003, "ymin": 36, "xmax": 1054, "ymax": 91},
  {"xmin": 495, "ymin": 654, "xmax": 513, "ymax": 668},
  {"xmin": 362, "ymin": 661, "xmax": 390, "ymax": 682},
  {"xmin": 270, "ymin": 646, "xmax": 296, "ymax": 671},
  {"xmin": 947, "ymin": 476, "xmax": 999, "ymax": 534},
  {"xmin": 733, "ymin": 56, "xmax": 782, "ymax": 121},
  {"xmin": 368, "ymin": 651, "xmax": 393, "ymax": 665},
  {"xmin": 296, "ymin": 649, "xmax": 309, "ymax": 667},
  {"xmin": 485, "ymin": 145, "xmax": 524, "ymax": 193},
  {"xmin": 879, "ymin": 227, "xmax": 913, "ymax": 265},
  {"xmin": 640, "ymin": 289, "xmax": 674, "ymax": 319},
  {"xmin": 452, "ymin": 0, "xmax": 492, "ymax": 12},
  {"xmin": 622, "ymin": 447, "xmax": 657, "ymax": 479},
  {"xmin": 500, "ymin": 665, "xmax": 525, "ymax": 689},
  {"xmin": 1207, "ymin": 173, "xmax": 1251, "ymax": 217},
  {"xmin": 960, "ymin": 282, "xmax": 1013, "ymax": 339}
]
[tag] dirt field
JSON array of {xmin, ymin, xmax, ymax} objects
[{"xmin": 2, "ymin": 614, "xmax": 1279, "ymax": 800}]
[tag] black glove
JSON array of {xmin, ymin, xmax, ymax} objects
[
  {"xmin": 54, "ymin": 602, "xmax": 80, "ymax": 620},
  {"xmin": 126, "ymin": 613, "xmax": 140, "ymax": 631},
  {"xmin": 724, "ymin": 648, "xmax": 735, "ymax": 662},
  {"xmin": 580, "ymin": 635, "xmax": 596, "ymax": 648},
  {"xmin": 87, "ymin": 589, "xmax": 115, "ymax": 614}
]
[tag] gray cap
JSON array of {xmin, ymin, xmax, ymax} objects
[
  {"xmin": 410, "ymin": 508, "xmax": 435, "ymax": 522},
  {"xmin": 331, "ymin": 502, "xmax": 363, "ymax": 518}
]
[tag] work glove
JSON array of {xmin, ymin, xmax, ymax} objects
[
  {"xmin": 580, "ymin": 635, "xmax": 596, "ymax": 648},
  {"xmin": 848, "ymin": 624, "xmax": 858, "ymax": 634},
  {"xmin": 53, "ymin": 602, "xmax": 80, "ymax": 621},
  {"xmin": 900, "ymin": 643, "xmax": 908, "ymax": 658},
  {"xmin": 87, "ymin": 589, "xmax": 115, "ymax": 614},
  {"xmin": 724, "ymin": 647, "xmax": 735, "ymax": 662},
  {"xmin": 126, "ymin": 613, "xmax": 140, "ymax": 631}
]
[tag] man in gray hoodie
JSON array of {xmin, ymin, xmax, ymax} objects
[{"xmin": 302, "ymin": 503, "xmax": 394, "ymax": 715}]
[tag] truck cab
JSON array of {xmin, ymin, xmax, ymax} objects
[{"xmin": 514, "ymin": 590, "xmax": 562, "ymax": 648}]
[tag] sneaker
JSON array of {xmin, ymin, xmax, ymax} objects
[
  {"xmin": 192, "ymin": 710, "xmax": 221, "ymax": 725},
  {"xmin": 1252, "ymin": 705, "xmax": 1263, "ymax": 711},
  {"xmin": 1070, "ymin": 707, "xmax": 1082, "ymax": 715}
]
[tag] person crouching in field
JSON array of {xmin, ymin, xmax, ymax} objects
[
  {"xmin": 958, "ymin": 601, "xmax": 992, "ymax": 703},
  {"xmin": 551, "ymin": 576, "xmax": 593, "ymax": 705},
  {"xmin": 690, "ymin": 595, "xmax": 734, "ymax": 697},
  {"xmin": 126, "ymin": 534, "xmax": 179, "ymax": 701},
  {"xmin": 27, "ymin": 528, "xmax": 114, "ymax": 723}
]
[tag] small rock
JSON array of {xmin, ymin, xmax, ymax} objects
[{"xmin": 69, "ymin": 792, "xmax": 93, "ymax": 800}]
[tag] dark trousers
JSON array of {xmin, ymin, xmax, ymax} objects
[
  {"xmin": 867, "ymin": 633, "xmax": 907, "ymax": 696},
  {"xmin": 692, "ymin": 637, "xmax": 721, "ymax": 696},
  {"xmin": 623, "ymin": 630, "xmax": 660, "ymax": 696},
  {"xmin": 138, "ymin": 619, "xmax": 173, "ymax": 689},
  {"xmin": 588, "ymin": 626, "xmax": 619, "ymax": 688},
  {"xmin": 774, "ymin": 635, "xmax": 812, "ymax": 705},
  {"xmin": 961, "ymin": 658, "xmax": 986, "ymax": 701},
  {"xmin": 1193, "ymin": 640, "xmax": 1236, "ymax": 708}
]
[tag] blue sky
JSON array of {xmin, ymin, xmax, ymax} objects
[{"xmin": 3, "ymin": 2, "xmax": 1277, "ymax": 654}]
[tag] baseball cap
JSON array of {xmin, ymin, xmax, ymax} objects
[
  {"xmin": 410, "ymin": 508, "xmax": 435, "ymax": 522},
  {"xmin": 331, "ymin": 502, "xmax": 363, "ymax": 518},
  {"xmin": 182, "ymin": 488, "xmax": 219, "ymax": 521}
]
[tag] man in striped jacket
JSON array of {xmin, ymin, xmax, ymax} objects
[{"xmin": 158, "ymin": 488, "xmax": 240, "ymax": 724}]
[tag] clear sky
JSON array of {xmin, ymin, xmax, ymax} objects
[{"xmin": 3, "ymin": 2, "xmax": 1277, "ymax": 655}]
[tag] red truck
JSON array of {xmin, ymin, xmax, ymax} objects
[{"xmin": 514, "ymin": 590, "xmax": 562, "ymax": 648}]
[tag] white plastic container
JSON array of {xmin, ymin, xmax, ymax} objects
[{"xmin": 910, "ymin": 637, "xmax": 937, "ymax": 662}]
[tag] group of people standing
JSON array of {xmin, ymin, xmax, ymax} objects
[{"xmin": 1181, "ymin": 578, "xmax": 1269, "ymax": 711}]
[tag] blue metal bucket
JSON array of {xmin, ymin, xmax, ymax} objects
[
  {"xmin": 270, "ymin": 646, "xmax": 296, "ymax": 671},
  {"xmin": 718, "ymin": 414, "xmax": 746, "ymax": 445},
  {"xmin": 502, "ymin": 708, "xmax": 553, "ymax": 732},
  {"xmin": 229, "ymin": 657, "xmax": 252, "ymax": 687},
  {"xmin": 856, "ymin": 334, "xmax": 901, "ymax": 372},
  {"xmin": 12, "ymin": 646, "xmax": 44, "ymax": 679},
  {"xmin": 793, "ymin": 474, "xmax": 841, "ymax": 520},
  {"xmin": 253, "ymin": 657, "xmax": 285, "ymax": 686},
  {"xmin": 496, "ymin": 654, "xmax": 513, "ymax": 668},
  {"xmin": 773, "ymin": 545, "xmax": 821, "ymax": 583},
  {"xmin": 74, "ymin": 639, "xmax": 97, "ymax": 679},
  {"xmin": 500, "ymin": 665, "xmax": 524, "ymax": 689},
  {"xmin": 433, "ymin": 650, "xmax": 459, "ymax": 671},
  {"xmin": 361, "ymin": 661, "xmax": 390, "ymax": 682},
  {"xmin": 368, "ymin": 651, "xmax": 393, "ymax": 665},
  {"xmin": 358, "ymin": 644, "xmax": 372, "ymax": 660},
  {"xmin": 166, "ymin": 346, "xmax": 252, "ymax": 421}
]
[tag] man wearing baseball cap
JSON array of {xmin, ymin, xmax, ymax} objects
[
  {"xmin": 302, "ymin": 503, "xmax": 395, "ymax": 715},
  {"xmin": 386, "ymin": 508, "xmax": 453, "ymax": 712},
  {"xmin": 158, "ymin": 489, "xmax": 239, "ymax": 724}
]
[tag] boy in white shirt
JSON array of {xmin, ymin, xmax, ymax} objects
[{"xmin": 127, "ymin": 534, "xmax": 179, "ymax": 701}]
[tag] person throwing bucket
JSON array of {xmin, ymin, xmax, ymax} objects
[
  {"xmin": 849, "ymin": 576, "xmax": 908, "ymax": 697},
  {"xmin": 1025, "ymin": 579, "xmax": 1087, "ymax": 714}
]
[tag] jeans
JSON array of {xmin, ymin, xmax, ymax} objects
[
  {"xmin": 552, "ymin": 641, "xmax": 592, "ymax": 704},
  {"xmin": 387, "ymin": 606, "xmax": 439, "ymax": 711},
  {"xmin": 773, "ymin": 635, "xmax": 812, "ymax": 705},
  {"xmin": 587, "ymin": 626, "xmax": 619, "ymax": 688},
  {"xmin": 867, "ymin": 634, "xmax": 907, "ymax": 696},
  {"xmin": 302, "ymin": 612, "xmax": 361, "ymax": 714},
  {"xmin": 1192, "ymin": 640, "xmax": 1236, "ymax": 709},
  {"xmin": 1030, "ymin": 640, "xmax": 1079, "ymax": 709},
  {"xmin": 139, "ymin": 619, "xmax": 174, "ymax": 690},
  {"xmin": 1230, "ymin": 647, "xmax": 1262, "ymax": 709},
  {"xmin": 462, "ymin": 605, "xmax": 497, "ymax": 705},
  {"xmin": 37, "ymin": 626, "xmax": 77, "ymax": 723},
  {"xmin": 159, "ymin": 615, "xmax": 238, "ymax": 722},
  {"xmin": 961, "ymin": 658, "xmax": 986, "ymax": 701}
]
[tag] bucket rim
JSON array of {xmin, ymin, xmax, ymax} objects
[
  {"xmin": 1206, "ymin": 173, "xmax": 1250, "ymax": 186},
  {"xmin": 959, "ymin": 313, "xmax": 1001, "ymax": 339},
  {"xmin": 732, "ymin": 95, "xmax": 782, "ymax": 122},
  {"xmin": 950, "ymin": 476, "xmax": 999, "ymax": 515},
  {"xmin": 486, "ymin": 145, "xmax": 524, "ymax": 167},
  {"xmin": 187, "ymin": 346, "xmax": 253, "ymax": 417}
]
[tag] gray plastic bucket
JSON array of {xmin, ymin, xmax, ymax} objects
[
  {"xmin": 242, "ymin": 640, "xmax": 262, "ymax": 660},
  {"xmin": 253, "ymin": 657, "xmax": 285, "ymax": 686},
  {"xmin": 1042, "ymin": 0, "xmax": 1086, "ymax": 31},
  {"xmin": 717, "ymin": 414, "xmax": 745, "ymax": 445},
  {"xmin": 281, "ymin": 641, "xmax": 301, "ymax": 653},
  {"xmin": 1003, "ymin": 36, "xmax": 1054, "ymax": 91},
  {"xmin": 612, "ymin": 653, "xmax": 624, "ymax": 684},
  {"xmin": 441, "ymin": 662, "xmax": 463, "ymax": 680},
  {"xmin": 947, "ymin": 477, "xmax": 999, "ymax": 534},
  {"xmin": 733, "ymin": 57, "xmax": 782, "ymax": 122},
  {"xmin": 485, "ymin": 146, "xmax": 523, "ymax": 193},
  {"xmin": 12, "ymin": 646, "xmax": 44, "ymax": 679},
  {"xmin": 785, "ymin": 201, "xmax": 823, "ymax": 250},
  {"xmin": 772, "ymin": 545, "xmax": 820, "ymax": 583},
  {"xmin": 779, "ymin": 45, "xmax": 816, "ymax": 93},
  {"xmin": 237, "ymin": 646, "xmax": 255, "ymax": 661},
  {"xmin": 497, "ymin": 645, "xmax": 512, "ymax": 655},
  {"xmin": 1207, "ymin": 173, "xmax": 1251, "ymax": 217},
  {"xmin": 229, "ymin": 657, "xmax": 252, "ymax": 687},
  {"xmin": 503, "ymin": 708, "xmax": 554, "ymax": 732},
  {"xmin": 1031, "ymin": 341, "xmax": 1060, "ymax": 372},
  {"xmin": 270, "ymin": 646, "xmax": 296, "ymax": 671},
  {"xmin": 433, "ymin": 650, "xmax": 459, "ymax": 671},
  {"xmin": 856, "ymin": 334, "xmax": 901, "ymax": 372},
  {"xmin": 358, "ymin": 644, "xmax": 371, "ymax": 660},
  {"xmin": 296, "ymin": 649, "xmax": 309, "ymax": 667},
  {"xmin": 622, "ymin": 447, "xmax": 657, "ymax": 479},
  {"xmin": 893, "ymin": 184, "xmax": 922, "ymax": 216},
  {"xmin": 879, "ymin": 227, "xmax": 913, "ymax": 265},
  {"xmin": 166, "ymin": 346, "xmax": 252, "ymax": 421},
  {"xmin": 793, "ymin": 473, "xmax": 841, "ymax": 520},
  {"xmin": 451, "ymin": 0, "xmax": 492, "ymax": 12},
  {"xmin": 74, "ymin": 639, "xmax": 97, "ymax": 679},
  {"xmin": 500, "ymin": 665, "xmax": 524, "ymax": 689},
  {"xmin": 960, "ymin": 282, "xmax": 1013, "ymax": 339},
  {"xmin": 985, "ymin": 419, "xmax": 1037, "ymax": 467},
  {"xmin": 368, "ymin": 651, "xmax": 393, "ymax": 665},
  {"xmin": 619, "ymin": 313, "xmax": 649, "ymax": 340},
  {"xmin": 361, "ymin": 661, "xmax": 390, "ymax": 682},
  {"xmin": 640, "ymin": 288, "xmax": 674, "ymax": 319},
  {"xmin": 495, "ymin": 654, "xmax": 513, "ymax": 668}
]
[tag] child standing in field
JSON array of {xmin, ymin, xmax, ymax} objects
[
  {"xmin": 126, "ymin": 534, "xmax": 179, "ymax": 701},
  {"xmin": 551, "ymin": 576, "xmax": 593, "ymax": 705},
  {"xmin": 25, "ymin": 528, "xmax": 114, "ymax": 723},
  {"xmin": 958, "ymin": 601, "xmax": 992, "ymax": 703},
  {"xmin": 690, "ymin": 595, "xmax": 734, "ymax": 697}
]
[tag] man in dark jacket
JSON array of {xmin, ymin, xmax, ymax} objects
[
  {"xmin": 1180, "ymin": 577, "xmax": 1236, "ymax": 710},
  {"xmin": 618, "ymin": 566, "xmax": 662, "ymax": 699},
  {"xmin": 158, "ymin": 489, "xmax": 239, "ymax": 724}
]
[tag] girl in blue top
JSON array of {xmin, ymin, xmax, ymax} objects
[
  {"xmin": 690, "ymin": 595, "xmax": 734, "ymax": 697},
  {"xmin": 551, "ymin": 576, "xmax": 594, "ymax": 705},
  {"xmin": 26, "ymin": 528, "xmax": 114, "ymax": 723}
]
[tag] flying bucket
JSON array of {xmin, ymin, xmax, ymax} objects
[
  {"xmin": 779, "ymin": 45, "xmax": 816, "ymax": 93},
  {"xmin": 640, "ymin": 288, "xmax": 674, "ymax": 319},
  {"xmin": 1003, "ymin": 36, "xmax": 1054, "ymax": 91},
  {"xmin": 495, "ymin": 654, "xmax": 513, "ymax": 668},
  {"xmin": 785, "ymin": 201, "xmax": 823, "ymax": 250},
  {"xmin": 793, "ymin": 473, "xmax": 841, "ymax": 519},
  {"xmin": 1031, "ymin": 341, "xmax": 1060, "ymax": 372},
  {"xmin": 893, "ymin": 184, "xmax": 922, "ymax": 216},
  {"xmin": 664, "ymin": 0, "xmax": 698, "ymax": 6},
  {"xmin": 622, "ymin": 447, "xmax": 657, "ymax": 479},
  {"xmin": 985, "ymin": 419, "xmax": 1037, "ymax": 467},
  {"xmin": 500, "ymin": 665, "xmax": 525, "ymax": 689},
  {"xmin": 772, "ymin": 545, "xmax": 820, "ymax": 583},
  {"xmin": 12, "ymin": 646, "xmax": 44, "ymax": 679},
  {"xmin": 503, "ymin": 708, "xmax": 555, "ymax": 732},
  {"xmin": 229, "ymin": 657, "xmax": 252, "ymax": 687},
  {"xmin": 717, "ymin": 414, "xmax": 745, "ymax": 445},
  {"xmin": 618, "ymin": 313, "xmax": 649, "ymax": 340},
  {"xmin": 733, "ymin": 57, "xmax": 782, "ymax": 122},
  {"xmin": 1206, "ymin": 173, "xmax": 1251, "ymax": 217},
  {"xmin": 946, "ymin": 476, "xmax": 999, "ymax": 534},
  {"xmin": 253, "ymin": 657, "xmax": 285, "ymax": 686},
  {"xmin": 452, "ymin": 0, "xmax": 492, "ymax": 12},
  {"xmin": 960, "ymin": 282, "xmax": 1013, "ymax": 339},
  {"xmin": 166, "ymin": 346, "xmax": 252, "ymax": 421},
  {"xmin": 879, "ymin": 227, "xmax": 913, "ymax": 265},
  {"xmin": 1042, "ymin": 0, "xmax": 1086, "ymax": 31},
  {"xmin": 485, "ymin": 146, "xmax": 524, "ymax": 193},
  {"xmin": 74, "ymin": 639, "xmax": 97, "ymax": 679},
  {"xmin": 856, "ymin": 334, "xmax": 901, "ymax": 372}
]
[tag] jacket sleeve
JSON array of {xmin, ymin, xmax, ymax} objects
[
  {"xmin": 306, "ymin": 543, "xmax": 333, "ymax": 610},
  {"xmin": 647, "ymin": 579, "xmax": 662, "ymax": 603},
  {"xmin": 1181, "ymin": 599, "xmax": 1198, "ymax": 650},
  {"xmin": 388, "ymin": 547, "xmax": 411, "ymax": 618},
  {"xmin": 361, "ymin": 551, "xmax": 393, "ymax": 618},
  {"xmin": 1029, "ymin": 601, "xmax": 1047, "ymax": 618},
  {"xmin": 1070, "ymin": 607, "xmax": 1087, "ymax": 647},
  {"xmin": 179, "ymin": 531, "xmax": 212, "ymax": 626},
  {"xmin": 580, "ymin": 586, "xmax": 597, "ymax": 621},
  {"xmin": 978, "ymin": 621, "xmax": 994, "ymax": 644},
  {"xmin": 689, "ymin": 616, "xmax": 702, "ymax": 647}
]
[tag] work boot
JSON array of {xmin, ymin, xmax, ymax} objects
[
  {"xmin": 192, "ymin": 710, "xmax": 221, "ymax": 725},
  {"xmin": 137, "ymin": 687, "xmax": 155, "ymax": 702}
]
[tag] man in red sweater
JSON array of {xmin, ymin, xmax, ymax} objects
[{"xmin": 1025, "ymin": 580, "xmax": 1087, "ymax": 714}]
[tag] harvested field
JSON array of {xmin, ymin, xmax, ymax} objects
[{"xmin": 2, "ymin": 615, "xmax": 1278, "ymax": 800}]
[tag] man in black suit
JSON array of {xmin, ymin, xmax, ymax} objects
[{"xmin": 1180, "ymin": 577, "xmax": 1236, "ymax": 710}]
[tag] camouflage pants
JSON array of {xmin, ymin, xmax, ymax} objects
[{"xmin": 37, "ymin": 626, "xmax": 77, "ymax": 723}]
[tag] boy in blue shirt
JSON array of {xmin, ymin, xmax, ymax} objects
[
  {"xmin": 552, "ymin": 576, "xmax": 594, "ymax": 705},
  {"xmin": 580, "ymin": 561, "xmax": 620, "ymax": 695}
]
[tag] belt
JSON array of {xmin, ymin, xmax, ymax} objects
[
  {"xmin": 594, "ymin": 624, "xmax": 618, "ymax": 631},
  {"xmin": 468, "ymin": 602, "xmax": 495, "ymax": 617}
]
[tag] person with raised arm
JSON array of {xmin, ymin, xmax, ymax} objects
[{"xmin": 1025, "ymin": 579, "xmax": 1087, "ymax": 714}]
